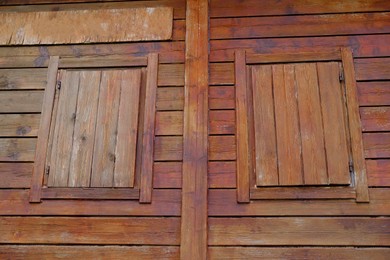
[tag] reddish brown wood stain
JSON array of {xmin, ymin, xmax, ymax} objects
[{"xmin": 0, "ymin": 0, "xmax": 389, "ymax": 259}]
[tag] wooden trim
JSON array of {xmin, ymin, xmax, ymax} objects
[
  {"xmin": 41, "ymin": 188, "xmax": 139, "ymax": 200},
  {"xmin": 235, "ymin": 50, "xmax": 250, "ymax": 203},
  {"xmin": 58, "ymin": 55, "xmax": 148, "ymax": 68},
  {"xmin": 180, "ymin": 0, "xmax": 209, "ymax": 259},
  {"xmin": 341, "ymin": 47, "xmax": 370, "ymax": 202},
  {"xmin": 246, "ymin": 50, "xmax": 341, "ymax": 64},
  {"xmin": 139, "ymin": 53, "xmax": 159, "ymax": 203},
  {"xmin": 250, "ymin": 187, "xmax": 356, "ymax": 200},
  {"xmin": 29, "ymin": 56, "xmax": 59, "ymax": 203}
]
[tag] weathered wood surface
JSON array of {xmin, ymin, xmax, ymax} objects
[
  {"xmin": 0, "ymin": 114, "xmax": 39, "ymax": 137},
  {"xmin": 0, "ymin": 91, "xmax": 43, "ymax": 112},
  {"xmin": 0, "ymin": 139, "xmax": 36, "ymax": 161},
  {"xmin": 358, "ymin": 82, "xmax": 390, "ymax": 106},
  {"xmin": 0, "ymin": 217, "xmax": 180, "ymax": 245},
  {"xmin": 0, "ymin": 245, "xmax": 180, "ymax": 260},
  {"xmin": 361, "ymin": 107, "xmax": 390, "ymax": 132},
  {"xmin": 0, "ymin": 68, "xmax": 47, "ymax": 90},
  {"xmin": 0, "ymin": 163, "xmax": 32, "ymax": 188},
  {"xmin": 364, "ymin": 133, "xmax": 390, "ymax": 158},
  {"xmin": 0, "ymin": 189, "xmax": 181, "ymax": 216},
  {"xmin": 211, "ymin": 12, "xmax": 390, "ymax": 39},
  {"xmin": 366, "ymin": 160, "xmax": 390, "ymax": 187},
  {"xmin": 209, "ymin": 217, "xmax": 390, "ymax": 246},
  {"xmin": 0, "ymin": 7, "xmax": 173, "ymax": 45},
  {"xmin": 208, "ymin": 247, "xmax": 390, "ymax": 259}
]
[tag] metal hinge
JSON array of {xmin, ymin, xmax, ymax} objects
[
  {"xmin": 339, "ymin": 70, "xmax": 345, "ymax": 82},
  {"xmin": 45, "ymin": 165, "xmax": 50, "ymax": 177},
  {"xmin": 57, "ymin": 80, "xmax": 62, "ymax": 90}
]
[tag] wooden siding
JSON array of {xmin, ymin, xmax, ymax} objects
[{"xmin": 0, "ymin": 0, "xmax": 389, "ymax": 259}]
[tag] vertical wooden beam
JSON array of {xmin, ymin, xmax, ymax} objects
[
  {"xmin": 235, "ymin": 50, "xmax": 250, "ymax": 202},
  {"xmin": 181, "ymin": 0, "xmax": 209, "ymax": 259},
  {"xmin": 140, "ymin": 53, "xmax": 159, "ymax": 203},
  {"xmin": 341, "ymin": 47, "xmax": 369, "ymax": 202},
  {"xmin": 29, "ymin": 56, "xmax": 59, "ymax": 202}
]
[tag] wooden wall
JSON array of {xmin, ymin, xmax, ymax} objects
[
  {"xmin": 0, "ymin": 0, "xmax": 185, "ymax": 258},
  {"xmin": 0, "ymin": 0, "xmax": 390, "ymax": 259},
  {"xmin": 207, "ymin": 0, "xmax": 390, "ymax": 258}
]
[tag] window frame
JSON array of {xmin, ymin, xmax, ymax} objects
[
  {"xmin": 235, "ymin": 48, "xmax": 369, "ymax": 203},
  {"xmin": 29, "ymin": 53, "xmax": 158, "ymax": 203}
]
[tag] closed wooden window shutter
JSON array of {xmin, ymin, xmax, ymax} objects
[{"xmin": 235, "ymin": 48, "xmax": 369, "ymax": 202}]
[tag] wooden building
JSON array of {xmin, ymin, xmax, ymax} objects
[{"xmin": 0, "ymin": 0, "xmax": 389, "ymax": 259}]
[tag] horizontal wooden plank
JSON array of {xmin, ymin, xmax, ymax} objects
[
  {"xmin": 361, "ymin": 107, "xmax": 390, "ymax": 132},
  {"xmin": 208, "ymin": 188, "xmax": 390, "ymax": 216},
  {"xmin": 358, "ymin": 82, "xmax": 390, "ymax": 106},
  {"xmin": 0, "ymin": 189, "xmax": 181, "ymax": 216},
  {"xmin": 363, "ymin": 133, "xmax": 390, "ymax": 158},
  {"xmin": 250, "ymin": 187, "xmax": 356, "ymax": 200},
  {"xmin": 155, "ymin": 111, "xmax": 183, "ymax": 135},
  {"xmin": 209, "ymin": 63, "xmax": 234, "ymax": 85},
  {"xmin": 211, "ymin": 12, "xmax": 390, "ymax": 39},
  {"xmin": 208, "ymin": 161, "xmax": 236, "ymax": 188},
  {"xmin": 209, "ymin": 217, "xmax": 390, "ymax": 246},
  {"xmin": 209, "ymin": 110, "xmax": 235, "ymax": 135},
  {"xmin": 0, "ymin": 245, "xmax": 179, "ymax": 260},
  {"xmin": 153, "ymin": 162, "xmax": 181, "ymax": 188},
  {"xmin": 0, "ymin": 91, "xmax": 43, "ymax": 113},
  {"xmin": 0, "ymin": 138, "xmax": 36, "ymax": 161},
  {"xmin": 0, "ymin": 163, "xmax": 32, "ymax": 188},
  {"xmin": 0, "ymin": 68, "xmax": 47, "ymax": 90},
  {"xmin": 355, "ymin": 58, "xmax": 390, "ymax": 81},
  {"xmin": 0, "ymin": 0, "xmax": 186, "ymax": 19},
  {"xmin": 41, "ymin": 188, "xmax": 140, "ymax": 200},
  {"xmin": 156, "ymin": 87, "xmax": 184, "ymax": 111},
  {"xmin": 210, "ymin": 0, "xmax": 390, "ymax": 18},
  {"xmin": 0, "ymin": 7, "xmax": 173, "ymax": 45},
  {"xmin": 158, "ymin": 64, "xmax": 184, "ymax": 86},
  {"xmin": 0, "ymin": 114, "xmax": 39, "ymax": 137},
  {"xmin": 59, "ymin": 55, "xmax": 147, "ymax": 68},
  {"xmin": 154, "ymin": 136, "xmax": 183, "ymax": 161},
  {"xmin": 210, "ymin": 35, "xmax": 390, "ymax": 61},
  {"xmin": 208, "ymin": 247, "xmax": 390, "ymax": 259},
  {"xmin": 367, "ymin": 160, "xmax": 390, "ymax": 187},
  {"xmin": 0, "ymin": 217, "xmax": 180, "ymax": 245},
  {"xmin": 209, "ymin": 136, "xmax": 236, "ymax": 161},
  {"xmin": 209, "ymin": 86, "xmax": 235, "ymax": 109}
]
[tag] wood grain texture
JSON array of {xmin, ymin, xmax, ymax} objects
[
  {"xmin": 0, "ymin": 91, "xmax": 43, "ymax": 113},
  {"xmin": 317, "ymin": 62, "xmax": 350, "ymax": 184},
  {"xmin": 252, "ymin": 65, "xmax": 278, "ymax": 186},
  {"xmin": 209, "ymin": 136, "xmax": 236, "ymax": 161},
  {"xmin": 357, "ymin": 82, "xmax": 390, "ymax": 106},
  {"xmin": 366, "ymin": 159, "xmax": 390, "ymax": 187},
  {"xmin": 140, "ymin": 53, "xmax": 158, "ymax": 203},
  {"xmin": 0, "ymin": 114, "xmax": 39, "ymax": 137},
  {"xmin": 363, "ymin": 133, "xmax": 390, "ymax": 158},
  {"xmin": 210, "ymin": 12, "xmax": 390, "ymax": 39},
  {"xmin": 355, "ymin": 58, "xmax": 390, "ymax": 81},
  {"xmin": 0, "ymin": 245, "xmax": 180, "ymax": 260},
  {"xmin": 181, "ymin": 0, "xmax": 209, "ymax": 258},
  {"xmin": 29, "ymin": 56, "xmax": 58, "ymax": 202},
  {"xmin": 273, "ymin": 65, "xmax": 303, "ymax": 185},
  {"xmin": 361, "ymin": 107, "xmax": 390, "ymax": 132},
  {"xmin": 0, "ymin": 163, "xmax": 32, "ymax": 188},
  {"xmin": 0, "ymin": 139, "xmax": 36, "ymax": 162},
  {"xmin": 250, "ymin": 187, "xmax": 356, "ymax": 200},
  {"xmin": 0, "ymin": 7, "xmax": 173, "ymax": 45},
  {"xmin": 155, "ymin": 111, "xmax": 183, "ymax": 135},
  {"xmin": 0, "ymin": 189, "xmax": 181, "ymax": 216},
  {"xmin": 341, "ymin": 48, "xmax": 369, "ymax": 202},
  {"xmin": 209, "ymin": 217, "xmax": 390, "ymax": 246},
  {"xmin": 209, "ymin": 189, "xmax": 390, "ymax": 216},
  {"xmin": 0, "ymin": 68, "xmax": 47, "ymax": 90},
  {"xmin": 235, "ymin": 50, "xmax": 250, "ymax": 202},
  {"xmin": 209, "ymin": 86, "xmax": 235, "ymax": 109},
  {"xmin": 0, "ymin": 217, "xmax": 180, "ymax": 245},
  {"xmin": 209, "ymin": 247, "xmax": 390, "ymax": 259},
  {"xmin": 156, "ymin": 87, "xmax": 184, "ymax": 111}
]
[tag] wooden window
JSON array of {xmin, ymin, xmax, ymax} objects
[
  {"xmin": 235, "ymin": 48, "xmax": 369, "ymax": 203},
  {"xmin": 30, "ymin": 54, "xmax": 158, "ymax": 203}
]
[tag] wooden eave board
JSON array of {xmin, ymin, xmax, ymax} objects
[{"xmin": 0, "ymin": 7, "xmax": 173, "ymax": 45}]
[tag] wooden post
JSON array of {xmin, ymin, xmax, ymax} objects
[
  {"xmin": 180, "ymin": 0, "xmax": 209, "ymax": 259},
  {"xmin": 29, "ymin": 56, "xmax": 59, "ymax": 202}
]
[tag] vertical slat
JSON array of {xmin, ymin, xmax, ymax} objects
[
  {"xmin": 273, "ymin": 64, "xmax": 303, "ymax": 185},
  {"xmin": 91, "ymin": 70, "xmax": 121, "ymax": 187},
  {"xmin": 114, "ymin": 69, "xmax": 141, "ymax": 188},
  {"xmin": 252, "ymin": 65, "xmax": 278, "ymax": 186},
  {"xmin": 235, "ymin": 50, "xmax": 250, "ymax": 202},
  {"xmin": 295, "ymin": 63, "xmax": 328, "ymax": 185},
  {"xmin": 181, "ymin": 0, "xmax": 209, "ymax": 258},
  {"xmin": 29, "ymin": 56, "xmax": 59, "ymax": 202},
  {"xmin": 48, "ymin": 71, "xmax": 80, "ymax": 187},
  {"xmin": 140, "ymin": 54, "xmax": 158, "ymax": 202},
  {"xmin": 317, "ymin": 62, "xmax": 350, "ymax": 185},
  {"xmin": 68, "ymin": 71, "xmax": 101, "ymax": 187},
  {"xmin": 341, "ymin": 47, "xmax": 370, "ymax": 202}
]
